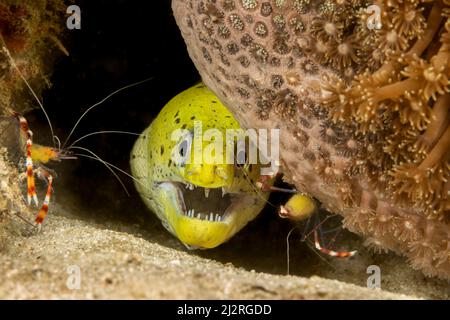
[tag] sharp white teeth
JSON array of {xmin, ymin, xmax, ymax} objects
[
  {"xmin": 185, "ymin": 210, "xmax": 223, "ymax": 221},
  {"xmin": 222, "ymin": 187, "xmax": 226, "ymax": 198},
  {"xmin": 185, "ymin": 183, "xmax": 195, "ymax": 190},
  {"xmin": 204, "ymin": 188, "xmax": 210, "ymax": 198}
]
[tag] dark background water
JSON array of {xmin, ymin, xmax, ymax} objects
[{"xmin": 44, "ymin": 0, "xmax": 198, "ymax": 157}]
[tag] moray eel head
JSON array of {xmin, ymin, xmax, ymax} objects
[
  {"xmin": 162, "ymin": 136, "xmax": 256, "ymax": 249},
  {"xmin": 131, "ymin": 84, "xmax": 269, "ymax": 250}
]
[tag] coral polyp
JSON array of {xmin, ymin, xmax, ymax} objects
[{"xmin": 172, "ymin": 0, "xmax": 450, "ymax": 279}]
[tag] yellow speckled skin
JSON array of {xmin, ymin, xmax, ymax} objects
[{"xmin": 130, "ymin": 83, "xmax": 271, "ymax": 249}]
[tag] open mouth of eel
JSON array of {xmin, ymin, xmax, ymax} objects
[
  {"xmin": 157, "ymin": 174, "xmax": 266, "ymax": 249},
  {"xmin": 160, "ymin": 181, "xmax": 257, "ymax": 224}
]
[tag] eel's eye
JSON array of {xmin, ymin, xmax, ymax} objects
[
  {"xmin": 172, "ymin": 130, "xmax": 193, "ymax": 166},
  {"xmin": 179, "ymin": 139, "xmax": 190, "ymax": 157},
  {"xmin": 176, "ymin": 133, "xmax": 193, "ymax": 166},
  {"xmin": 179, "ymin": 143, "xmax": 186, "ymax": 157}
]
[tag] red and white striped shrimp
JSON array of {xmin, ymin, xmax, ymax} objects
[
  {"xmin": 280, "ymin": 193, "xmax": 357, "ymax": 260},
  {"xmin": 313, "ymin": 230, "xmax": 357, "ymax": 258},
  {"xmin": 15, "ymin": 111, "xmax": 38, "ymax": 207},
  {"xmin": 34, "ymin": 168, "xmax": 53, "ymax": 224},
  {"xmin": 237, "ymin": 157, "xmax": 358, "ymax": 261},
  {"xmin": 4, "ymin": 109, "xmax": 67, "ymax": 225},
  {"xmin": 1, "ymin": 33, "xmax": 152, "ymax": 227}
]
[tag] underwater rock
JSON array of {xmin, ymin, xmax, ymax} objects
[
  {"xmin": 0, "ymin": 0, "xmax": 66, "ymax": 250},
  {"xmin": 172, "ymin": 0, "xmax": 450, "ymax": 279}
]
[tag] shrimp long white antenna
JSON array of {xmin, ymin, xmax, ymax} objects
[
  {"xmin": 54, "ymin": 135, "xmax": 62, "ymax": 150},
  {"xmin": 69, "ymin": 130, "xmax": 140, "ymax": 149},
  {"xmin": 286, "ymin": 227, "xmax": 297, "ymax": 275},
  {"xmin": 73, "ymin": 152, "xmax": 151, "ymax": 193},
  {"xmin": 63, "ymin": 76, "xmax": 154, "ymax": 148},
  {"xmin": 0, "ymin": 35, "xmax": 57, "ymax": 147},
  {"xmin": 68, "ymin": 146, "xmax": 130, "ymax": 196},
  {"xmin": 236, "ymin": 164, "xmax": 278, "ymax": 209},
  {"xmin": 269, "ymin": 186, "xmax": 297, "ymax": 193},
  {"xmin": 69, "ymin": 146, "xmax": 153, "ymax": 196},
  {"xmin": 302, "ymin": 213, "xmax": 336, "ymax": 241},
  {"xmin": 286, "ymin": 225, "xmax": 337, "ymax": 274}
]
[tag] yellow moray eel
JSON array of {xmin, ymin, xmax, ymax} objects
[{"xmin": 130, "ymin": 83, "xmax": 271, "ymax": 249}]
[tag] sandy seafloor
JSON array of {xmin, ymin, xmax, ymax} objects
[{"xmin": 0, "ymin": 196, "xmax": 449, "ymax": 299}]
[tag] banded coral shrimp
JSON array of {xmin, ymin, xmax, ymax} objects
[
  {"xmin": 0, "ymin": 33, "xmax": 158, "ymax": 229},
  {"xmin": 282, "ymin": 198, "xmax": 358, "ymax": 275},
  {"xmin": 233, "ymin": 159, "xmax": 358, "ymax": 275}
]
